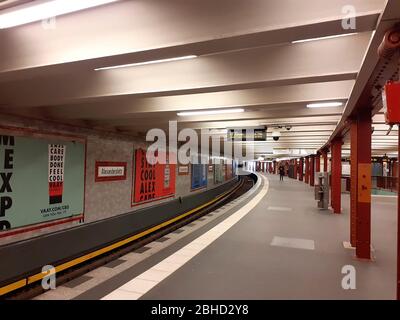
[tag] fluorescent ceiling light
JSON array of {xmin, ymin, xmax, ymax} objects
[
  {"xmin": 307, "ymin": 102, "xmax": 344, "ymax": 108},
  {"xmin": 0, "ymin": 0, "xmax": 119, "ymax": 29},
  {"xmin": 95, "ymin": 55, "xmax": 197, "ymax": 71},
  {"xmin": 177, "ymin": 108, "xmax": 244, "ymax": 117},
  {"xmin": 292, "ymin": 33, "xmax": 358, "ymax": 44}
]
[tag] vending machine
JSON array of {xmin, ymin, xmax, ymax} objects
[{"xmin": 315, "ymin": 172, "xmax": 329, "ymax": 210}]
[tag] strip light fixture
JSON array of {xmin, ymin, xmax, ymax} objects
[
  {"xmin": 177, "ymin": 108, "xmax": 245, "ymax": 117},
  {"xmin": 307, "ymin": 102, "xmax": 344, "ymax": 108},
  {"xmin": 0, "ymin": 0, "xmax": 119, "ymax": 29},
  {"xmin": 95, "ymin": 55, "xmax": 198, "ymax": 71},
  {"xmin": 292, "ymin": 33, "xmax": 358, "ymax": 44}
]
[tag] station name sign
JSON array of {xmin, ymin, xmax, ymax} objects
[
  {"xmin": 95, "ymin": 161, "xmax": 127, "ymax": 182},
  {"xmin": 227, "ymin": 128, "xmax": 267, "ymax": 141}
]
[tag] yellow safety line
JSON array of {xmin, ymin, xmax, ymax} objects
[
  {"xmin": 0, "ymin": 279, "xmax": 27, "ymax": 296},
  {"xmin": 0, "ymin": 181, "xmax": 242, "ymax": 296}
]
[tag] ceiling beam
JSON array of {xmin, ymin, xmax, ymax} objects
[
  {"xmin": 20, "ymin": 80, "xmax": 353, "ymax": 119},
  {"xmin": 0, "ymin": 0, "xmax": 383, "ymax": 80},
  {"xmin": 0, "ymin": 33, "xmax": 371, "ymax": 108}
]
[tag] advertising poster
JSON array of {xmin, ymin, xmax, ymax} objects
[
  {"xmin": 0, "ymin": 133, "xmax": 85, "ymax": 232},
  {"xmin": 214, "ymin": 163, "xmax": 224, "ymax": 184},
  {"xmin": 232, "ymin": 160, "xmax": 238, "ymax": 177},
  {"xmin": 133, "ymin": 149, "xmax": 176, "ymax": 204},
  {"xmin": 48, "ymin": 144, "xmax": 66, "ymax": 204},
  {"xmin": 225, "ymin": 162, "xmax": 233, "ymax": 180},
  {"xmin": 191, "ymin": 164, "xmax": 207, "ymax": 190}
]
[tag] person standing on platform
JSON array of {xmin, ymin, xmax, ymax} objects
[{"xmin": 279, "ymin": 165, "xmax": 285, "ymax": 181}]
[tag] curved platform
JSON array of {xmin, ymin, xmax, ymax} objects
[
  {"xmin": 0, "ymin": 176, "xmax": 250, "ymax": 296},
  {"xmin": 34, "ymin": 174, "xmax": 397, "ymax": 300}
]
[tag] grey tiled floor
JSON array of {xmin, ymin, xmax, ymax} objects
[
  {"xmin": 63, "ymin": 276, "xmax": 93, "ymax": 289},
  {"xmin": 141, "ymin": 174, "xmax": 397, "ymax": 300},
  {"xmin": 104, "ymin": 259, "xmax": 126, "ymax": 269},
  {"xmin": 172, "ymin": 229, "xmax": 185, "ymax": 234},
  {"xmin": 134, "ymin": 246, "xmax": 151, "ymax": 254}
]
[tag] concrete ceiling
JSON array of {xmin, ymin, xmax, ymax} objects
[
  {"xmin": 0, "ymin": 0, "xmax": 396, "ymax": 157},
  {"xmin": 0, "ymin": 0, "xmax": 33, "ymax": 10}
]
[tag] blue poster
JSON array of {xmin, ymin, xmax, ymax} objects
[
  {"xmin": 233, "ymin": 160, "xmax": 238, "ymax": 177},
  {"xmin": 191, "ymin": 164, "xmax": 207, "ymax": 190}
]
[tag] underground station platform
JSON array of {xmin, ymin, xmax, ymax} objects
[{"xmin": 1, "ymin": 0, "xmax": 400, "ymax": 316}]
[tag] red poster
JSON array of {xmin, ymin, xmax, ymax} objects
[
  {"xmin": 48, "ymin": 144, "xmax": 66, "ymax": 204},
  {"xmin": 132, "ymin": 149, "xmax": 176, "ymax": 205}
]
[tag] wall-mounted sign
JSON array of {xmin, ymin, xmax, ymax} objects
[
  {"xmin": 95, "ymin": 161, "xmax": 127, "ymax": 182},
  {"xmin": 208, "ymin": 165, "xmax": 213, "ymax": 172},
  {"xmin": 0, "ymin": 132, "xmax": 85, "ymax": 232},
  {"xmin": 178, "ymin": 165, "xmax": 189, "ymax": 176},
  {"xmin": 191, "ymin": 164, "xmax": 207, "ymax": 190},
  {"xmin": 227, "ymin": 128, "xmax": 267, "ymax": 141},
  {"xmin": 132, "ymin": 149, "xmax": 176, "ymax": 205}
]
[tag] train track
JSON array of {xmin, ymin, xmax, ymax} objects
[{"xmin": 4, "ymin": 175, "xmax": 255, "ymax": 300}]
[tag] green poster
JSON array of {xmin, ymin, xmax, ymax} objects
[{"xmin": 0, "ymin": 134, "xmax": 85, "ymax": 231}]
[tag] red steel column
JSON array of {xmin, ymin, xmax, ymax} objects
[
  {"xmin": 292, "ymin": 159, "xmax": 295, "ymax": 179},
  {"xmin": 299, "ymin": 158, "xmax": 304, "ymax": 181},
  {"xmin": 305, "ymin": 157, "xmax": 310, "ymax": 184},
  {"xmin": 273, "ymin": 161, "xmax": 277, "ymax": 174},
  {"xmin": 331, "ymin": 139, "xmax": 342, "ymax": 214},
  {"xmin": 351, "ymin": 109, "xmax": 372, "ymax": 259},
  {"xmin": 310, "ymin": 155, "xmax": 315, "ymax": 187},
  {"xmin": 289, "ymin": 160, "xmax": 293, "ymax": 178},
  {"xmin": 323, "ymin": 150, "xmax": 328, "ymax": 172},
  {"xmin": 350, "ymin": 120, "xmax": 358, "ymax": 247},
  {"xmin": 316, "ymin": 153, "xmax": 321, "ymax": 173}
]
